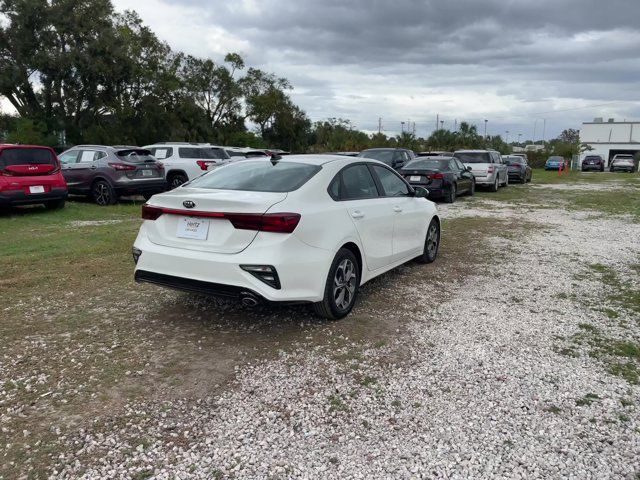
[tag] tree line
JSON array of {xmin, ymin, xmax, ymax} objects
[{"xmin": 0, "ymin": 0, "xmax": 309, "ymax": 150}]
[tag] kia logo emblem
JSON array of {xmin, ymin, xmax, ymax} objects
[
  {"xmin": 183, "ymin": 200, "xmax": 196, "ymax": 209},
  {"xmin": 28, "ymin": 166, "xmax": 37, "ymax": 170}
]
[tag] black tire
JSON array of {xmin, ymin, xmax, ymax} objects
[
  {"xmin": 313, "ymin": 248, "xmax": 360, "ymax": 320},
  {"xmin": 468, "ymin": 179, "xmax": 475, "ymax": 196},
  {"xmin": 417, "ymin": 218, "xmax": 440, "ymax": 264},
  {"xmin": 91, "ymin": 180, "xmax": 116, "ymax": 206},
  {"xmin": 44, "ymin": 199, "xmax": 65, "ymax": 210},
  {"xmin": 503, "ymin": 175, "xmax": 509, "ymax": 187},
  {"xmin": 168, "ymin": 173, "xmax": 188, "ymax": 189},
  {"xmin": 490, "ymin": 176, "xmax": 499, "ymax": 192},
  {"xmin": 445, "ymin": 183, "xmax": 456, "ymax": 203}
]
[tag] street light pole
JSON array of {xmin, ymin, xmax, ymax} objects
[
  {"xmin": 505, "ymin": 130, "xmax": 509, "ymax": 143},
  {"xmin": 484, "ymin": 119, "xmax": 488, "ymax": 138},
  {"xmin": 401, "ymin": 121, "xmax": 405, "ymax": 133}
]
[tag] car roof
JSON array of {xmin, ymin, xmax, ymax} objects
[
  {"xmin": 454, "ymin": 149, "xmax": 495, "ymax": 153},
  {"xmin": 235, "ymin": 154, "xmax": 374, "ymax": 166},
  {"xmin": 0, "ymin": 144, "xmax": 55, "ymax": 150},
  {"xmin": 362, "ymin": 147, "xmax": 407, "ymax": 151}
]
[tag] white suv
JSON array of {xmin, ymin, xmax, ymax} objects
[{"xmin": 144, "ymin": 143, "xmax": 231, "ymax": 189}]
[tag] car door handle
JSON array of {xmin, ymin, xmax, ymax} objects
[
  {"xmin": 351, "ymin": 210, "xmax": 365, "ymax": 219},
  {"xmin": 393, "ymin": 206, "xmax": 402, "ymax": 213},
  {"xmin": 90, "ymin": 165, "xmax": 97, "ymax": 170}
]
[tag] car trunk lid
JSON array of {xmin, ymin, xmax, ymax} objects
[{"xmin": 145, "ymin": 187, "xmax": 288, "ymax": 254}]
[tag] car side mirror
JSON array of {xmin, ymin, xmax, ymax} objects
[
  {"xmin": 413, "ymin": 186, "xmax": 429, "ymax": 198},
  {"xmin": 466, "ymin": 166, "xmax": 472, "ymax": 171}
]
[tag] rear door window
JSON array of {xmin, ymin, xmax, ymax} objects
[
  {"xmin": 341, "ymin": 164, "xmax": 379, "ymax": 200},
  {"xmin": 0, "ymin": 148, "xmax": 56, "ymax": 168},
  {"xmin": 78, "ymin": 150, "xmax": 100, "ymax": 163},
  {"xmin": 371, "ymin": 165, "xmax": 409, "ymax": 197},
  {"xmin": 149, "ymin": 147, "xmax": 173, "ymax": 159}
]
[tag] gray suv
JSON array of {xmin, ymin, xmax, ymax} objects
[{"xmin": 58, "ymin": 145, "xmax": 167, "ymax": 205}]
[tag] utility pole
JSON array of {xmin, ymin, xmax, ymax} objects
[
  {"xmin": 533, "ymin": 119, "xmax": 538, "ymax": 144},
  {"xmin": 436, "ymin": 114, "xmax": 439, "ymax": 131},
  {"xmin": 401, "ymin": 121, "xmax": 405, "ymax": 133},
  {"xmin": 505, "ymin": 130, "xmax": 509, "ymax": 143},
  {"xmin": 542, "ymin": 119, "xmax": 546, "ymax": 144},
  {"xmin": 378, "ymin": 117, "xmax": 382, "ymax": 134},
  {"xmin": 484, "ymin": 119, "xmax": 488, "ymax": 138}
]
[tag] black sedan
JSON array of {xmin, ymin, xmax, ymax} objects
[
  {"xmin": 503, "ymin": 155, "xmax": 532, "ymax": 183},
  {"xmin": 400, "ymin": 156, "xmax": 475, "ymax": 203}
]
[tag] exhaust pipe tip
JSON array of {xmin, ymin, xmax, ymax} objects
[{"xmin": 240, "ymin": 292, "xmax": 260, "ymax": 308}]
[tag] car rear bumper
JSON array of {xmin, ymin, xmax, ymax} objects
[
  {"xmin": 133, "ymin": 228, "xmax": 333, "ymax": 303},
  {"xmin": 0, "ymin": 187, "xmax": 68, "ymax": 207},
  {"xmin": 114, "ymin": 179, "xmax": 167, "ymax": 195},
  {"xmin": 581, "ymin": 165, "xmax": 602, "ymax": 171}
]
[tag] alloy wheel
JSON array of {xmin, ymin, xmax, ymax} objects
[
  {"xmin": 94, "ymin": 183, "xmax": 111, "ymax": 206},
  {"xmin": 426, "ymin": 223, "xmax": 439, "ymax": 258},
  {"xmin": 333, "ymin": 258, "xmax": 357, "ymax": 311}
]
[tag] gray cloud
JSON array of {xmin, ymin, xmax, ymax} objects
[{"xmin": 112, "ymin": 0, "xmax": 640, "ymax": 138}]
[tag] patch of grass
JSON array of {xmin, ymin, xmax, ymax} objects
[
  {"xmin": 576, "ymin": 393, "xmax": 600, "ymax": 407},
  {"xmin": 391, "ymin": 399, "xmax": 401, "ymax": 408},
  {"xmin": 620, "ymin": 397, "xmax": 635, "ymax": 407},
  {"xmin": 543, "ymin": 405, "xmax": 562, "ymax": 414},
  {"xmin": 578, "ymin": 323, "xmax": 599, "ymax": 333},
  {"xmin": 328, "ymin": 394, "xmax": 348, "ymax": 412},
  {"xmin": 360, "ymin": 375, "xmax": 377, "ymax": 388},
  {"xmin": 608, "ymin": 362, "xmax": 639, "ymax": 385}
]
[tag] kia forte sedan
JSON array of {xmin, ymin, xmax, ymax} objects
[{"xmin": 133, "ymin": 155, "xmax": 440, "ymax": 319}]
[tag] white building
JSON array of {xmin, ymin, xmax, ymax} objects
[{"xmin": 580, "ymin": 118, "xmax": 640, "ymax": 166}]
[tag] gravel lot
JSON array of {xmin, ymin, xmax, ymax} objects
[{"xmin": 48, "ymin": 183, "xmax": 640, "ymax": 480}]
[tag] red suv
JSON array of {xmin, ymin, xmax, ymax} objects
[{"xmin": 0, "ymin": 144, "xmax": 68, "ymax": 210}]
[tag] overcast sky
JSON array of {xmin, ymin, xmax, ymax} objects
[{"xmin": 10, "ymin": 0, "xmax": 640, "ymax": 140}]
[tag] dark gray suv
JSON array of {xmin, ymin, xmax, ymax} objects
[{"xmin": 58, "ymin": 145, "xmax": 167, "ymax": 205}]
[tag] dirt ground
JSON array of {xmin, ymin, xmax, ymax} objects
[{"xmin": 1, "ymin": 171, "xmax": 639, "ymax": 479}]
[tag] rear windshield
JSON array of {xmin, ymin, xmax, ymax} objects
[
  {"xmin": 116, "ymin": 149, "xmax": 156, "ymax": 163},
  {"xmin": 244, "ymin": 151, "xmax": 268, "ymax": 158},
  {"xmin": 404, "ymin": 158, "xmax": 449, "ymax": 170},
  {"xmin": 359, "ymin": 150, "xmax": 394, "ymax": 165},
  {"xmin": 614, "ymin": 155, "xmax": 633, "ymax": 160},
  {"xmin": 584, "ymin": 156, "xmax": 601, "ymax": 160},
  {"xmin": 503, "ymin": 157, "xmax": 524, "ymax": 165},
  {"xmin": 179, "ymin": 147, "xmax": 226, "ymax": 160},
  {"xmin": 453, "ymin": 152, "xmax": 490, "ymax": 164},
  {"xmin": 187, "ymin": 161, "xmax": 321, "ymax": 192},
  {"xmin": 0, "ymin": 148, "xmax": 56, "ymax": 168},
  {"xmin": 548, "ymin": 156, "xmax": 564, "ymax": 161}
]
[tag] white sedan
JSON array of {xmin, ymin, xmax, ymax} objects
[{"xmin": 133, "ymin": 155, "xmax": 441, "ymax": 319}]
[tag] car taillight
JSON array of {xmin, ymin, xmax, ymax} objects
[
  {"xmin": 142, "ymin": 204, "xmax": 163, "ymax": 220},
  {"xmin": 226, "ymin": 213, "xmax": 301, "ymax": 233},
  {"xmin": 109, "ymin": 162, "xmax": 136, "ymax": 171},
  {"xmin": 487, "ymin": 166, "xmax": 495, "ymax": 173},
  {"xmin": 196, "ymin": 160, "xmax": 214, "ymax": 171},
  {"xmin": 428, "ymin": 173, "xmax": 444, "ymax": 179},
  {"xmin": 140, "ymin": 206, "xmax": 301, "ymax": 233}
]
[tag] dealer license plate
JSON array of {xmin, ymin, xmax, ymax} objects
[
  {"xmin": 410, "ymin": 176, "xmax": 422, "ymax": 182},
  {"xmin": 177, "ymin": 217, "xmax": 210, "ymax": 240},
  {"xmin": 29, "ymin": 186, "xmax": 45, "ymax": 194}
]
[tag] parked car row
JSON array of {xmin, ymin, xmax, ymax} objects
[{"xmin": 0, "ymin": 142, "xmax": 288, "ymax": 209}]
